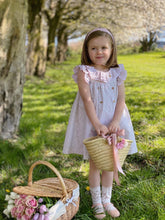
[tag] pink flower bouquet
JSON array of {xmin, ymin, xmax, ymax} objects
[{"xmin": 3, "ymin": 192, "xmax": 49, "ymax": 220}]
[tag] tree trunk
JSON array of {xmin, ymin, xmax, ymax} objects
[
  {"xmin": 47, "ymin": 18, "xmax": 58, "ymax": 64},
  {"xmin": 27, "ymin": 0, "xmax": 48, "ymax": 77},
  {"xmin": 47, "ymin": 0, "xmax": 63, "ymax": 64},
  {"xmin": 56, "ymin": 26, "xmax": 68, "ymax": 62},
  {"xmin": 140, "ymin": 31, "xmax": 157, "ymax": 52},
  {"xmin": 0, "ymin": 0, "xmax": 27, "ymax": 139}
]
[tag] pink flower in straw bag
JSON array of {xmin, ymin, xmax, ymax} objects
[{"xmin": 116, "ymin": 138, "xmax": 126, "ymax": 149}]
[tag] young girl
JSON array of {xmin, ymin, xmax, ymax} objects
[{"xmin": 63, "ymin": 27, "xmax": 137, "ymax": 219}]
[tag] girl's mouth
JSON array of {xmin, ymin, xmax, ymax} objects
[{"xmin": 96, "ymin": 56, "xmax": 103, "ymax": 59}]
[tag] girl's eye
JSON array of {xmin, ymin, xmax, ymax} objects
[
  {"xmin": 92, "ymin": 48, "xmax": 96, "ymax": 50},
  {"xmin": 102, "ymin": 47, "xmax": 107, "ymax": 49}
]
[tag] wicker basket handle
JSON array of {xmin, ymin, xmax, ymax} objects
[{"xmin": 28, "ymin": 160, "xmax": 68, "ymax": 198}]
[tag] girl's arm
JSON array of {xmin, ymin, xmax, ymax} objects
[
  {"xmin": 108, "ymin": 82, "xmax": 125, "ymax": 133},
  {"xmin": 77, "ymin": 70, "xmax": 109, "ymax": 136}
]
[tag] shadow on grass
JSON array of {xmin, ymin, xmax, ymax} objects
[{"xmin": 0, "ymin": 76, "xmax": 80, "ymax": 218}]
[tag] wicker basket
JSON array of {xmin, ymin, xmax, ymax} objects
[
  {"xmin": 83, "ymin": 136, "xmax": 132, "ymax": 171},
  {"xmin": 13, "ymin": 160, "xmax": 79, "ymax": 220}
]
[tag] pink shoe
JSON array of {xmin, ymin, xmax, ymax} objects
[
  {"xmin": 92, "ymin": 203, "xmax": 106, "ymax": 219},
  {"xmin": 103, "ymin": 203, "xmax": 120, "ymax": 218}
]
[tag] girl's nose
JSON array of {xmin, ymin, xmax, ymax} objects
[{"xmin": 97, "ymin": 49, "xmax": 102, "ymax": 54}]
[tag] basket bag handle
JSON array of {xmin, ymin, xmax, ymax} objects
[{"xmin": 28, "ymin": 160, "xmax": 68, "ymax": 198}]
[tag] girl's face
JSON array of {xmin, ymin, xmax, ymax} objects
[{"xmin": 88, "ymin": 36, "xmax": 112, "ymax": 70}]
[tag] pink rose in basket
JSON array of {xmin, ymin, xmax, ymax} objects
[
  {"xmin": 11, "ymin": 206, "xmax": 17, "ymax": 218},
  {"xmin": 22, "ymin": 214, "xmax": 31, "ymax": 220},
  {"xmin": 15, "ymin": 198, "xmax": 25, "ymax": 206},
  {"xmin": 25, "ymin": 207, "xmax": 35, "ymax": 217},
  {"xmin": 16, "ymin": 212, "xmax": 23, "ymax": 219},
  {"xmin": 25, "ymin": 196, "xmax": 38, "ymax": 208},
  {"xmin": 20, "ymin": 194, "xmax": 28, "ymax": 199},
  {"xmin": 17, "ymin": 204, "xmax": 25, "ymax": 214}
]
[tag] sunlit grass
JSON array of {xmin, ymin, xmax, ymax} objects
[{"xmin": 0, "ymin": 51, "xmax": 165, "ymax": 219}]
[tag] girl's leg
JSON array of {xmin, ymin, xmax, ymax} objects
[
  {"xmin": 101, "ymin": 171, "xmax": 120, "ymax": 218},
  {"xmin": 89, "ymin": 159, "xmax": 100, "ymax": 187},
  {"xmin": 89, "ymin": 159, "xmax": 105, "ymax": 219},
  {"xmin": 101, "ymin": 171, "xmax": 113, "ymax": 187}
]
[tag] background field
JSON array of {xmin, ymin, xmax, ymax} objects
[{"xmin": 0, "ymin": 51, "xmax": 165, "ymax": 220}]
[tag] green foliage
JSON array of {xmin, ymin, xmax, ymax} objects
[{"xmin": 0, "ymin": 51, "xmax": 165, "ymax": 220}]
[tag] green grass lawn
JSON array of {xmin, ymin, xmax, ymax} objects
[{"xmin": 0, "ymin": 51, "xmax": 165, "ymax": 220}]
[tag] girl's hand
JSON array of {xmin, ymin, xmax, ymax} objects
[
  {"xmin": 108, "ymin": 120, "xmax": 120, "ymax": 134},
  {"xmin": 95, "ymin": 123, "xmax": 109, "ymax": 136}
]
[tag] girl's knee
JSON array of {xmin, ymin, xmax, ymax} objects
[{"xmin": 90, "ymin": 159, "xmax": 99, "ymax": 170}]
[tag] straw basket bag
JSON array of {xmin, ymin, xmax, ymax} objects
[
  {"xmin": 13, "ymin": 160, "xmax": 79, "ymax": 220},
  {"xmin": 83, "ymin": 136, "xmax": 132, "ymax": 171}
]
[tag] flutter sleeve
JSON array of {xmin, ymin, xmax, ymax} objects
[
  {"xmin": 117, "ymin": 64, "xmax": 127, "ymax": 85},
  {"xmin": 72, "ymin": 65, "xmax": 90, "ymax": 84}
]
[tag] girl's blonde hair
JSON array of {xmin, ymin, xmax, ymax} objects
[{"xmin": 81, "ymin": 28, "xmax": 119, "ymax": 69}]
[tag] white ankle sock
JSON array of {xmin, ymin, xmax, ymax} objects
[
  {"xmin": 90, "ymin": 186, "xmax": 102, "ymax": 205},
  {"xmin": 102, "ymin": 186, "xmax": 112, "ymax": 204}
]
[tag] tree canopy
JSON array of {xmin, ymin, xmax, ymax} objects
[{"xmin": 26, "ymin": 0, "xmax": 165, "ymax": 76}]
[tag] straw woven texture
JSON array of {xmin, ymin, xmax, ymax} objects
[
  {"xmin": 83, "ymin": 136, "xmax": 132, "ymax": 171},
  {"xmin": 13, "ymin": 160, "xmax": 79, "ymax": 220}
]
